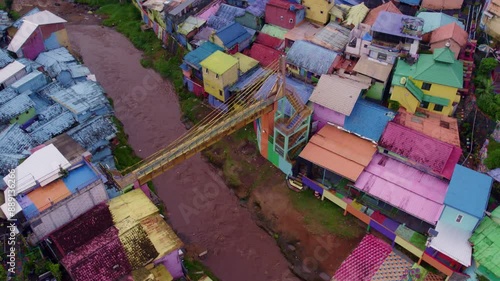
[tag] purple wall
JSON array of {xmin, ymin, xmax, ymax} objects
[
  {"xmin": 312, "ymin": 103, "xmax": 345, "ymax": 132},
  {"xmin": 22, "ymin": 29, "xmax": 45, "ymax": 60},
  {"xmin": 154, "ymin": 251, "xmax": 184, "ymax": 278},
  {"xmin": 302, "ymin": 177, "xmax": 324, "ymax": 195},
  {"xmin": 369, "ymin": 220, "xmax": 396, "ymax": 241}
]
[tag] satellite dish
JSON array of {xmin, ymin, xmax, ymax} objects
[{"xmin": 400, "ymin": 77, "xmax": 407, "ymax": 85}]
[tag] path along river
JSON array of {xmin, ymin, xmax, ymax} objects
[{"xmin": 67, "ymin": 25, "xmax": 300, "ymax": 281}]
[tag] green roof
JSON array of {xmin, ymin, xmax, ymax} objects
[
  {"xmin": 422, "ymin": 94, "xmax": 449, "ymax": 106},
  {"xmin": 405, "ymin": 79, "xmax": 424, "ymax": 102},
  {"xmin": 199, "ymin": 51, "xmax": 239, "ymax": 75},
  {"xmin": 260, "ymin": 24, "xmax": 288, "ymax": 39},
  {"xmin": 392, "ymin": 47, "xmax": 463, "ymax": 88},
  {"xmin": 470, "ymin": 214, "xmax": 500, "ymax": 279}
]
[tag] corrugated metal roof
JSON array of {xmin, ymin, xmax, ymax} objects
[
  {"xmin": 16, "ymin": 58, "xmax": 42, "ymax": 73},
  {"xmin": 344, "ymin": 99, "xmax": 395, "ymax": 142},
  {"xmin": 352, "ymin": 55, "xmax": 393, "ymax": 82},
  {"xmin": 260, "ymin": 24, "xmax": 288, "ymax": 39},
  {"xmin": 0, "ymin": 125, "xmax": 35, "ymax": 155},
  {"xmin": 355, "ymin": 154, "xmax": 448, "ymax": 224},
  {"xmin": 200, "ymin": 50, "xmax": 238, "ymax": 75},
  {"xmin": 379, "ymin": 122, "xmax": 461, "ymax": 179},
  {"xmin": 0, "ymin": 153, "xmax": 24, "ymax": 177},
  {"xmin": 10, "ymin": 70, "xmax": 48, "ymax": 93},
  {"xmin": 0, "ymin": 88, "xmax": 18, "ymax": 107},
  {"xmin": 399, "ymin": 0, "xmax": 421, "ymax": 5},
  {"xmin": 183, "ymin": 41, "xmax": 223, "ymax": 70},
  {"xmin": 207, "ymin": 4, "xmax": 245, "ymax": 30},
  {"xmin": 309, "ymin": 74, "xmax": 368, "ymax": 116},
  {"xmin": 248, "ymin": 43, "xmax": 282, "ymax": 67},
  {"xmin": 0, "ymin": 49, "xmax": 14, "ymax": 68},
  {"xmin": 35, "ymin": 47, "xmax": 76, "ymax": 68},
  {"xmin": 470, "ymin": 214, "xmax": 500, "ymax": 278},
  {"xmin": 416, "ymin": 12, "xmax": 464, "ymax": 34},
  {"xmin": 7, "ymin": 21, "xmax": 38, "ymax": 53},
  {"xmin": 344, "ymin": 3, "xmax": 369, "ymax": 27},
  {"xmin": 230, "ymin": 67, "xmax": 266, "ymax": 92},
  {"xmin": 246, "ymin": 0, "xmax": 268, "ymax": 17},
  {"xmin": 429, "ymin": 221, "xmax": 472, "ymax": 267},
  {"xmin": 311, "ymin": 22, "xmax": 350, "ymax": 52},
  {"xmin": 141, "ymin": 215, "xmax": 183, "ymax": 259},
  {"xmin": 30, "ymin": 112, "xmax": 77, "ymax": 144},
  {"xmin": 50, "ymin": 81, "xmax": 108, "ymax": 115},
  {"xmin": 286, "ymin": 40, "xmax": 338, "ymax": 75},
  {"xmin": 177, "ymin": 16, "xmax": 206, "ymax": 35},
  {"xmin": 23, "ymin": 10, "xmax": 67, "ymax": 25},
  {"xmin": 67, "ymin": 116, "xmax": 117, "ymax": 152},
  {"xmin": 37, "ymin": 81, "xmax": 65, "ymax": 100},
  {"xmin": 108, "ymin": 189, "xmax": 159, "ymax": 225},
  {"xmin": 0, "ymin": 92, "xmax": 35, "ymax": 123},
  {"xmin": 12, "ymin": 7, "xmax": 40, "ymax": 29},
  {"xmin": 255, "ymin": 32, "xmax": 284, "ymax": 50},
  {"xmin": 445, "ymin": 165, "xmax": 492, "ymax": 219},
  {"xmin": 372, "ymin": 12, "xmax": 423, "ymax": 40},
  {"xmin": 68, "ymin": 64, "xmax": 91, "ymax": 78},
  {"xmin": 299, "ymin": 124, "xmax": 377, "ymax": 181},
  {"xmin": 0, "ymin": 60, "xmax": 26, "ymax": 85},
  {"xmin": 214, "ymin": 22, "xmax": 251, "ymax": 49}
]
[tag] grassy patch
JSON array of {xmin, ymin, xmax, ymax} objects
[
  {"xmin": 289, "ymin": 191, "xmax": 364, "ymax": 239},
  {"xmin": 410, "ymin": 232, "xmax": 427, "ymax": 251},
  {"xmin": 233, "ymin": 123, "xmax": 257, "ymax": 143},
  {"xmin": 184, "ymin": 258, "xmax": 220, "ymax": 281},
  {"xmin": 223, "ymin": 156, "xmax": 242, "ymax": 188},
  {"xmin": 111, "ymin": 116, "xmax": 142, "ymax": 170}
]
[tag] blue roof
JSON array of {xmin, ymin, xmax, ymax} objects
[
  {"xmin": 10, "ymin": 70, "xmax": 48, "ymax": 93},
  {"xmin": 30, "ymin": 112, "xmax": 77, "ymax": 143},
  {"xmin": 215, "ymin": 22, "xmax": 251, "ymax": 49},
  {"xmin": 35, "ymin": 47, "xmax": 76, "ymax": 68},
  {"xmin": 51, "ymin": 81, "xmax": 108, "ymax": 115},
  {"xmin": 208, "ymin": 4, "xmax": 246, "ymax": 30},
  {"xmin": 399, "ymin": 0, "xmax": 420, "ymax": 5},
  {"xmin": 16, "ymin": 58, "xmax": 42, "ymax": 73},
  {"xmin": 286, "ymin": 40, "xmax": 338, "ymax": 75},
  {"xmin": 417, "ymin": 12, "xmax": 465, "ymax": 34},
  {"xmin": 68, "ymin": 116, "xmax": 117, "ymax": 152},
  {"xmin": 0, "ymin": 92, "xmax": 35, "ymax": 123},
  {"xmin": 0, "ymin": 125, "xmax": 35, "ymax": 155},
  {"xmin": 0, "ymin": 88, "xmax": 18, "ymax": 107},
  {"xmin": 0, "ymin": 49, "xmax": 14, "ymax": 68},
  {"xmin": 343, "ymin": 99, "xmax": 395, "ymax": 142},
  {"xmin": 183, "ymin": 42, "xmax": 223, "ymax": 70},
  {"xmin": 444, "ymin": 165, "xmax": 493, "ymax": 219}
]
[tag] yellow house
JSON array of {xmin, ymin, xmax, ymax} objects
[
  {"xmin": 200, "ymin": 51, "xmax": 239, "ymax": 102},
  {"xmin": 390, "ymin": 47, "xmax": 463, "ymax": 116},
  {"xmin": 302, "ymin": 0, "xmax": 335, "ymax": 25}
]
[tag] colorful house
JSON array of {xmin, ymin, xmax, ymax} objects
[
  {"xmin": 390, "ymin": 47, "xmax": 463, "ymax": 116},
  {"xmin": 343, "ymin": 99, "xmax": 395, "ymax": 142},
  {"xmin": 345, "ymin": 23, "xmax": 371, "ymax": 58},
  {"xmin": 200, "ymin": 50, "xmax": 239, "ymax": 105},
  {"xmin": 283, "ymin": 21, "xmax": 321, "ymax": 49},
  {"xmin": 264, "ymin": 0, "xmax": 305, "ymax": 30},
  {"xmin": 7, "ymin": 10, "xmax": 69, "ymax": 60},
  {"xmin": 164, "ymin": 0, "xmax": 212, "ymax": 34},
  {"xmin": 309, "ymin": 74, "xmax": 370, "ymax": 130},
  {"xmin": 352, "ymin": 55, "xmax": 394, "ymax": 100},
  {"xmin": 416, "ymin": 12, "xmax": 465, "ymax": 34},
  {"xmin": 141, "ymin": 0, "xmax": 167, "ymax": 30},
  {"xmin": 177, "ymin": 16, "xmax": 207, "ymax": 49},
  {"xmin": 0, "ymin": 60, "xmax": 27, "ymax": 89},
  {"xmin": 363, "ymin": 1, "xmax": 402, "ymax": 27},
  {"xmin": 0, "ymin": 93, "xmax": 36, "ymax": 125},
  {"xmin": 211, "ymin": 22, "xmax": 252, "ymax": 54},
  {"xmin": 370, "ymin": 12, "xmax": 423, "ymax": 63},
  {"xmin": 237, "ymin": 0, "xmax": 268, "ymax": 30},
  {"xmin": 482, "ymin": 0, "xmax": 500, "ymax": 40},
  {"xmin": 469, "ymin": 206, "xmax": 500, "ymax": 280},
  {"xmin": 182, "ymin": 42, "xmax": 223, "ymax": 96},
  {"xmin": 310, "ymin": 22, "xmax": 351, "ymax": 52},
  {"xmin": 232, "ymin": 52, "xmax": 259, "ymax": 76},
  {"xmin": 378, "ymin": 121, "xmax": 462, "ymax": 180},
  {"xmin": 428, "ymin": 165, "xmax": 492, "ymax": 271},
  {"xmin": 286, "ymin": 40, "xmax": 338, "ymax": 83},
  {"xmin": 206, "ymin": 4, "xmax": 246, "ymax": 30},
  {"xmin": 301, "ymin": 0, "xmax": 335, "ymax": 25},
  {"xmin": 260, "ymin": 24, "xmax": 289, "ymax": 40},
  {"xmin": 247, "ymin": 43, "xmax": 283, "ymax": 67},
  {"xmin": 421, "ymin": 0, "xmax": 464, "ymax": 11},
  {"xmin": 429, "ymin": 22, "xmax": 468, "ymax": 59}
]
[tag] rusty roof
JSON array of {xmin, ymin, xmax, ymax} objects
[
  {"xmin": 284, "ymin": 21, "xmax": 322, "ymax": 42},
  {"xmin": 393, "ymin": 108, "xmax": 460, "ymax": 147},
  {"xmin": 299, "ymin": 124, "xmax": 377, "ymax": 181}
]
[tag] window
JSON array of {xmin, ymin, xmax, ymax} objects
[
  {"xmin": 363, "ymin": 44, "xmax": 368, "ymax": 48},
  {"xmin": 420, "ymin": 101, "xmax": 429, "ymax": 109},
  {"xmin": 219, "ymin": 90, "xmax": 223, "ymax": 97},
  {"xmin": 307, "ymin": 6, "xmax": 311, "ymax": 9},
  {"xmin": 456, "ymin": 214, "xmax": 463, "ymax": 223},
  {"xmin": 406, "ymin": 38, "xmax": 414, "ymax": 44},
  {"xmin": 383, "ymin": 149, "xmax": 389, "ymax": 154},
  {"xmin": 440, "ymin": 121, "xmax": 450, "ymax": 129},
  {"xmin": 320, "ymin": 10, "xmax": 324, "ymax": 14},
  {"xmin": 377, "ymin": 53, "xmax": 387, "ymax": 61},
  {"xmin": 205, "ymin": 68, "xmax": 208, "ymax": 73},
  {"xmin": 421, "ymin": 82, "xmax": 432, "ymax": 91},
  {"xmin": 289, "ymin": 18, "xmax": 293, "ymax": 24},
  {"xmin": 280, "ymin": 16, "xmax": 284, "ymax": 20},
  {"xmin": 434, "ymin": 104, "xmax": 444, "ymax": 112},
  {"xmin": 215, "ymin": 74, "xmax": 219, "ymax": 78}
]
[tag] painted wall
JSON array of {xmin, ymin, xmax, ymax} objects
[
  {"xmin": 368, "ymin": 49, "xmax": 398, "ymax": 64},
  {"xmin": 439, "ymin": 206, "xmax": 479, "ymax": 232},
  {"xmin": 235, "ymin": 12, "xmax": 263, "ymax": 30},
  {"xmin": 265, "ymin": 5, "xmax": 304, "ymax": 29},
  {"xmin": 301, "ymin": 0, "xmax": 334, "ymax": 24},
  {"xmin": 312, "ymin": 103, "xmax": 345, "ymax": 132},
  {"xmin": 390, "ymin": 79, "xmax": 460, "ymax": 116},
  {"xmin": 21, "ymin": 29, "xmax": 45, "ymax": 60},
  {"xmin": 201, "ymin": 63, "xmax": 239, "ymax": 101},
  {"xmin": 10, "ymin": 107, "xmax": 36, "ymax": 125}
]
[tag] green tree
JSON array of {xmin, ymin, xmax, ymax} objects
[
  {"xmin": 478, "ymin": 57, "xmax": 499, "ymax": 76},
  {"xmin": 485, "ymin": 149, "xmax": 500, "ymax": 170}
]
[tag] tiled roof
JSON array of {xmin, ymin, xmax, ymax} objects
[
  {"xmin": 363, "ymin": 2, "xmax": 402, "ymax": 26},
  {"xmin": 67, "ymin": 116, "xmax": 117, "ymax": 152},
  {"xmin": 0, "ymin": 93, "xmax": 35, "ymax": 123},
  {"xmin": 141, "ymin": 215, "xmax": 184, "ymax": 259},
  {"xmin": 429, "ymin": 22, "xmax": 468, "ymax": 47},
  {"xmin": 286, "ymin": 40, "xmax": 338, "ymax": 75},
  {"xmin": 379, "ymin": 122, "xmax": 461, "ymax": 179},
  {"xmin": 309, "ymin": 74, "xmax": 369, "ymax": 116},
  {"xmin": 445, "ymin": 165, "xmax": 492, "ymax": 218},
  {"xmin": 214, "ymin": 22, "xmax": 251, "ymax": 49},
  {"xmin": 108, "ymin": 189, "xmax": 159, "ymax": 225},
  {"xmin": 119, "ymin": 223, "xmax": 159, "ymax": 269},
  {"xmin": 355, "ymin": 154, "xmax": 449, "ymax": 224},
  {"xmin": 248, "ymin": 43, "xmax": 282, "ymax": 67},
  {"xmin": 416, "ymin": 12, "xmax": 465, "ymax": 34},
  {"xmin": 311, "ymin": 22, "xmax": 351, "ymax": 52},
  {"xmin": 344, "ymin": 99, "xmax": 395, "ymax": 142},
  {"xmin": 50, "ymin": 203, "xmax": 114, "ymax": 256}
]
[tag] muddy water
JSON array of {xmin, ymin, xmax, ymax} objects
[{"xmin": 68, "ymin": 25, "xmax": 299, "ymax": 281}]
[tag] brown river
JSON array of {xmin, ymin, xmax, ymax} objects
[{"xmin": 67, "ymin": 25, "xmax": 299, "ymax": 281}]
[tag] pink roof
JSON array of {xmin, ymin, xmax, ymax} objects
[
  {"xmin": 248, "ymin": 43, "xmax": 283, "ymax": 67},
  {"xmin": 355, "ymin": 154, "xmax": 449, "ymax": 224},
  {"xmin": 255, "ymin": 32, "xmax": 284, "ymax": 50},
  {"xmin": 196, "ymin": 0, "xmax": 222, "ymax": 21},
  {"xmin": 333, "ymin": 234, "xmax": 392, "ymax": 281},
  {"xmin": 379, "ymin": 122, "xmax": 461, "ymax": 179}
]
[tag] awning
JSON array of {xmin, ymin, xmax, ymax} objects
[
  {"xmin": 429, "ymin": 221, "xmax": 472, "ymax": 267},
  {"xmin": 299, "ymin": 124, "xmax": 377, "ymax": 181}
]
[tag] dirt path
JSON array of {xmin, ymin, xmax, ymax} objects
[{"xmin": 67, "ymin": 25, "xmax": 299, "ymax": 281}]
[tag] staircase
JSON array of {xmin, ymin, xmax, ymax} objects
[
  {"xmin": 459, "ymin": 40, "xmax": 476, "ymax": 96},
  {"xmin": 276, "ymin": 87, "xmax": 312, "ymax": 135}
]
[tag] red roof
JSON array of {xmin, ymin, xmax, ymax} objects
[
  {"xmin": 50, "ymin": 203, "xmax": 114, "ymax": 257},
  {"xmin": 266, "ymin": 0, "xmax": 303, "ymax": 10},
  {"xmin": 379, "ymin": 122, "xmax": 461, "ymax": 179},
  {"xmin": 255, "ymin": 32, "xmax": 284, "ymax": 50},
  {"xmin": 249, "ymin": 43, "xmax": 283, "ymax": 67},
  {"xmin": 61, "ymin": 227, "xmax": 132, "ymax": 281}
]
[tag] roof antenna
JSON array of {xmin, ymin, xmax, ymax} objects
[{"xmin": 445, "ymin": 41, "xmax": 451, "ymax": 48}]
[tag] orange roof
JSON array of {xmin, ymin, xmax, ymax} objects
[
  {"xmin": 421, "ymin": 0, "xmax": 464, "ymax": 10},
  {"xmin": 27, "ymin": 179, "xmax": 71, "ymax": 212},
  {"xmin": 284, "ymin": 21, "xmax": 321, "ymax": 42},
  {"xmin": 393, "ymin": 108, "xmax": 461, "ymax": 147},
  {"xmin": 430, "ymin": 22, "xmax": 468, "ymax": 47},
  {"xmin": 363, "ymin": 2, "xmax": 402, "ymax": 26},
  {"xmin": 299, "ymin": 125, "xmax": 377, "ymax": 181}
]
